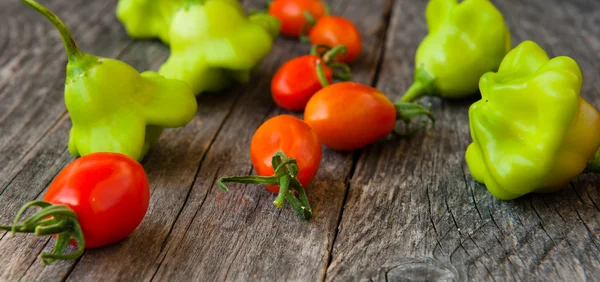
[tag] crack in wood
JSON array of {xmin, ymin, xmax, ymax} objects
[{"xmin": 147, "ymin": 96, "xmax": 246, "ymax": 282}]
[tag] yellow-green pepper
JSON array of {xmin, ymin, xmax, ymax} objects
[
  {"xmin": 23, "ymin": 0, "xmax": 197, "ymax": 161},
  {"xmin": 466, "ymin": 41, "xmax": 600, "ymax": 200},
  {"xmin": 116, "ymin": 0, "xmax": 280, "ymax": 95},
  {"xmin": 116, "ymin": 0, "xmax": 184, "ymax": 44},
  {"xmin": 400, "ymin": 0, "xmax": 511, "ymax": 102}
]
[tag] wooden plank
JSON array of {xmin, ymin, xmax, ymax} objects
[
  {"xmin": 1, "ymin": 0, "xmax": 598, "ymax": 281},
  {"xmin": 325, "ymin": 0, "xmax": 600, "ymax": 281},
  {"xmin": 144, "ymin": 0, "xmax": 392, "ymax": 281}
]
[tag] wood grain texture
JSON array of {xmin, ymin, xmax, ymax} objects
[
  {"xmin": 149, "ymin": 0, "xmax": 391, "ymax": 281},
  {"xmin": 325, "ymin": 0, "xmax": 600, "ymax": 281},
  {"xmin": 0, "ymin": 0, "xmax": 599, "ymax": 281}
]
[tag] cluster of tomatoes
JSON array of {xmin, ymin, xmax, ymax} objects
[{"xmin": 219, "ymin": 0, "xmax": 435, "ymax": 220}]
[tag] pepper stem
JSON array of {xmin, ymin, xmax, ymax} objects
[
  {"xmin": 584, "ymin": 149, "xmax": 600, "ymax": 173},
  {"xmin": 217, "ymin": 152, "xmax": 313, "ymax": 220},
  {"xmin": 399, "ymin": 69, "xmax": 438, "ymax": 103},
  {"xmin": 20, "ymin": 0, "xmax": 82, "ymax": 62},
  {"xmin": 0, "ymin": 201, "xmax": 85, "ymax": 264}
]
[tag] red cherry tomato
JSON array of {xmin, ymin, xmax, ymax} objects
[
  {"xmin": 44, "ymin": 152, "xmax": 149, "ymax": 248},
  {"xmin": 268, "ymin": 0, "xmax": 327, "ymax": 37},
  {"xmin": 309, "ymin": 16, "xmax": 362, "ymax": 63},
  {"xmin": 271, "ymin": 55, "xmax": 333, "ymax": 111},
  {"xmin": 304, "ymin": 82, "xmax": 397, "ymax": 151},
  {"xmin": 250, "ymin": 115, "xmax": 322, "ymax": 193}
]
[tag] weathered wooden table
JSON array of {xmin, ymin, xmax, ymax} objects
[{"xmin": 1, "ymin": 0, "xmax": 599, "ymax": 281}]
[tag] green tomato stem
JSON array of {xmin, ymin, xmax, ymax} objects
[
  {"xmin": 217, "ymin": 175, "xmax": 280, "ymax": 190},
  {"xmin": 310, "ymin": 44, "xmax": 330, "ymax": 57},
  {"xmin": 310, "ymin": 45, "xmax": 352, "ymax": 84},
  {"xmin": 303, "ymin": 11, "xmax": 317, "ymax": 26},
  {"xmin": 584, "ymin": 149, "xmax": 600, "ymax": 173},
  {"xmin": 40, "ymin": 222, "xmax": 85, "ymax": 264},
  {"xmin": 217, "ymin": 152, "xmax": 313, "ymax": 220},
  {"xmin": 323, "ymin": 46, "xmax": 347, "ymax": 64},
  {"xmin": 323, "ymin": 3, "xmax": 331, "ymax": 16},
  {"xmin": 287, "ymin": 178, "xmax": 312, "ymax": 219},
  {"xmin": 0, "ymin": 201, "xmax": 85, "ymax": 264},
  {"xmin": 273, "ymin": 176, "xmax": 290, "ymax": 208},
  {"xmin": 299, "ymin": 11, "xmax": 317, "ymax": 40},
  {"xmin": 330, "ymin": 63, "xmax": 352, "ymax": 81},
  {"xmin": 393, "ymin": 101, "xmax": 436, "ymax": 136},
  {"xmin": 20, "ymin": 0, "xmax": 82, "ymax": 62},
  {"xmin": 315, "ymin": 60, "xmax": 330, "ymax": 88}
]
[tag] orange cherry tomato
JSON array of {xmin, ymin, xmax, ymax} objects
[
  {"xmin": 271, "ymin": 55, "xmax": 333, "ymax": 111},
  {"xmin": 269, "ymin": 0, "xmax": 327, "ymax": 37},
  {"xmin": 308, "ymin": 16, "xmax": 362, "ymax": 63},
  {"xmin": 304, "ymin": 82, "xmax": 396, "ymax": 151},
  {"xmin": 250, "ymin": 115, "xmax": 322, "ymax": 193}
]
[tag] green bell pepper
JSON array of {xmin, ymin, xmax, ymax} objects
[
  {"xmin": 400, "ymin": 0, "xmax": 511, "ymax": 102},
  {"xmin": 23, "ymin": 0, "xmax": 197, "ymax": 161},
  {"xmin": 466, "ymin": 41, "xmax": 600, "ymax": 200},
  {"xmin": 117, "ymin": 0, "xmax": 281, "ymax": 95}
]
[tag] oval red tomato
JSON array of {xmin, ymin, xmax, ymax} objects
[
  {"xmin": 304, "ymin": 82, "xmax": 396, "ymax": 151},
  {"xmin": 44, "ymin": 152, "xmax": 150, "ymax": 248},
  {"xmin": 271, "ymin": 55, "xmax": 333, "ymax": 111},
  {"xmin": 250, "ymin": 115, "xmax": 322, "ymax": 193},
  {"xmin": 309, "ymin": 16, "xmax": 362, "ymax": 63},
  {"xmin": 269, "ymin": 0, "xmax": 327, "ymax": 37}
]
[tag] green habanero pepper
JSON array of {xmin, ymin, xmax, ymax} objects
[
  {"xmin": 116, "ymin": 0, "xmax": 281, "ymax": 95},
  {"xmin": 466, "ymin": 41, "xmax": 600, "ymax": 200},
  {"xmin": 159, "ymin": 0, "xmax": 280, "ymax": 95},
  {"xmin": 400, "ymin": 0, "xmax": 511, "ymax": 102},
  {"xmin": 23, "ymin": 0, "xmax": 197, "ymax": 161},
  {"xmin": 116, "ymin": 0, "xmax": 184, "ymax": 44}
]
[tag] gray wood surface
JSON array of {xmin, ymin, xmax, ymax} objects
[{"xmin": 0, "ymin": 0, "xmax": 599, "ymax": 281}]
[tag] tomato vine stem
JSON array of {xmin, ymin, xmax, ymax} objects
[
  {"xmin": 217, "ymin": 152, "xmax": 313, "ymax": 220},
  {"xmin": 0, "ymin": 201, "xmax": 85, "ymax": 264},
  {"xmin": 393, "ymin": 102, "xmax": 436, "ymax": 136},
  {"xmin": 310, "ymin": 45, "xmax": 352, "ymax": 87}
]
